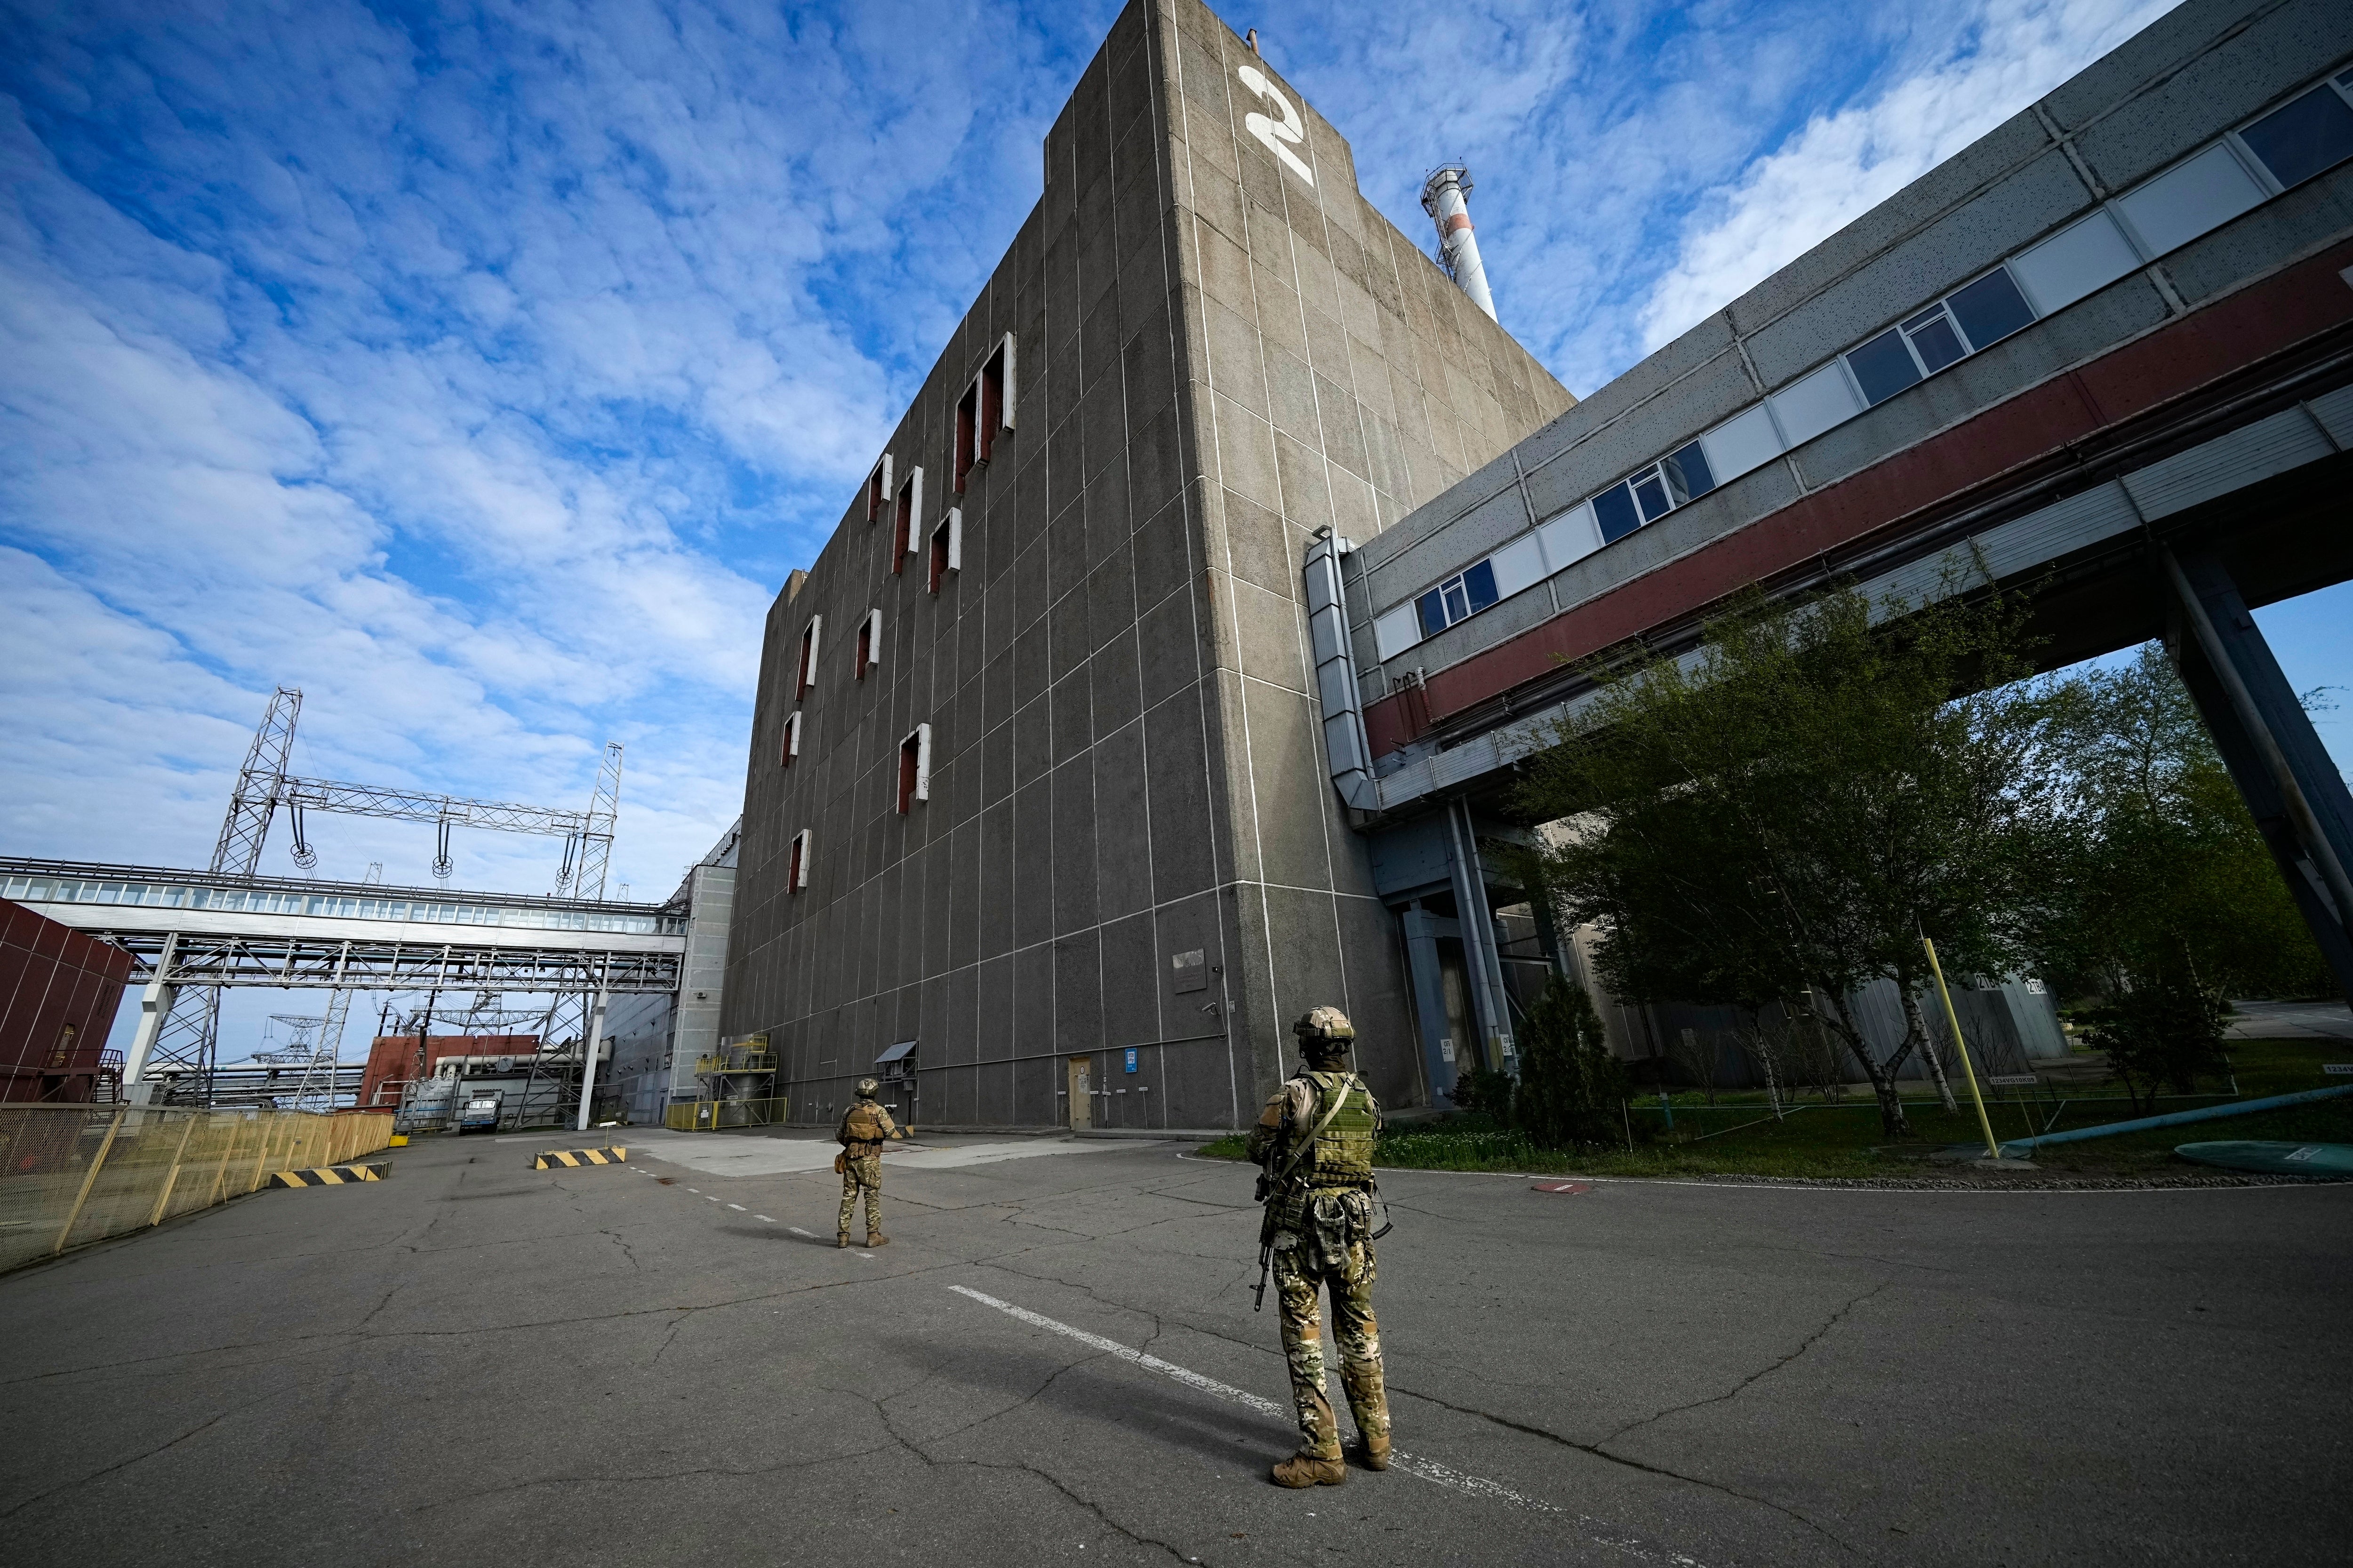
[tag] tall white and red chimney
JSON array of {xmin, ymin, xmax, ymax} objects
[{"xmin": 1420, "ymin": 164, "xmax": 1497, "ymax": 321}]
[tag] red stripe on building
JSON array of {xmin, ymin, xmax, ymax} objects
[{"xmin": 1364, "ymin": 237, "xmax": 2353, "ymax": 760}]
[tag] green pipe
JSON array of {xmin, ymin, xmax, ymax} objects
[{"xmin": 1996, "ymin": 1085, "xmax": 2353, "ymax": 1156}]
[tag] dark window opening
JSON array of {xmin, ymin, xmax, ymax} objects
[
  {"xmin": 896, "ymin": 725, "xmax": 931, "ymax": 815},
  {"xmin": 787, "ymin": 829, "xmax": 811, "ymax": 893},
  {"xmin": 1847, "ymin": 328, "xmax": 1921, "ymax": 406},
  {"xmin": 954, "ymin": 383, "xmax": 977, "ymax": 493},
  {"xmin": 891, "ymin": 468, "xmax": 921, "ymax": 573},
  {"xmin": 780, "ymin": 711, "xmax": 801, "ymax": 768},
  {"xmin": 795, "ymin": 617, "xmax": 821, "ymax": 698},
  {"xmin": 2239, "ymin": 82, "xmax": 2353, "ymax": 190},
  {"xmin": 1947, "ymin": 268, "xmax": 2035, "ymax": 351},
  {"xmin": 1662, "ymin": 440, "xmax": 1715, "ymax": 504},
  {"xmin": 856, "ymin": 609, "xmax": 881, "ymax": 680},
  {"xmin": 929, "ymin": 509, "xmax": 960, "ymax": 593},
  {"xmin": 1593, "ymin": 483, "xmax": 1641, "ymax": 543},
  {"xmin": 865, "ymin": 456, "xmax": 892, "ymax": 522},
  {"xmin": 1902, "ymin": 304, "xmax": 1968, "ymax": 374}
]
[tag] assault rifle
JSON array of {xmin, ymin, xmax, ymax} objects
[{"xmin": 1250, "ymin": 1094, "xmax": 1295, "ymax": 1312}]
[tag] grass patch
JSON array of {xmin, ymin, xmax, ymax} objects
[{"xmin": 1193, "ymin": 1039, "xmax": 2353, "ymax": 1181}]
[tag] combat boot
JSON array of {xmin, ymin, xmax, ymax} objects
[
  {"xmin": 836, "ymin": 1232, "xmax": 849, "ymax": 1248},
  {"xmin": 1354, "ymin": 1435, "xmax": 1391, "ymax": 1471},
  {"xmin": 866, "ymin": 1232, "xmax": 889, "ymax": 1247},
  {"xmin": 1270, "ymin": 1452, "xmax": 1347, "ymax": 1488}
]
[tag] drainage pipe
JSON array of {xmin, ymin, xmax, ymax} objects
[{"xmin": 1994, "ymin": 1084, "xmax": 2353, "ymax": 1157}]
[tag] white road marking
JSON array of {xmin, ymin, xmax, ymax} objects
[
  {"xmin": 946, "ymin": 1285, "xmax": 1713, "ymax": 1562},
  {"xmin": 685, "ymin": 1188, "xmax": 700, "ymax": 1194},
  {"xmin": 755, "ymin": 1215, "xmax": 776, "ymax": 1223},
  {"xmin": 705, "ymin": 1196, "xmax": 720, "ymax": 1203},
  {"xmin": 788, "ymin": 1226, "xmax": 816, "ymax": 1237},
  {"xmin": 727, "ymin": 1203, "xmax": 746, "ymax": 1211}
]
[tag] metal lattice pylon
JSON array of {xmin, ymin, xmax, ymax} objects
[
  {"xmin": 555, "ymin": 742, "xmax": 623, "ymax": 898},
  {"xmin": 148, "ymin": 687, "xmax": 304, "ymax": 1102}
]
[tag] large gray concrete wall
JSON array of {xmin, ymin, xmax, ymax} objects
[{"xmin": 722, "ymin": 0, "xmax": 1570, "ymax": 1129}]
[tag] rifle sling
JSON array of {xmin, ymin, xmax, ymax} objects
[{"xmin": 1272, "ymin": 1073, "xmax": 1360, "ymax": 1192}]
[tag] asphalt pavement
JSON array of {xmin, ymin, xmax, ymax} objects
[{"xmin": 0, "ymin": 1128, "xmax": 2347, "ymax": 1567}]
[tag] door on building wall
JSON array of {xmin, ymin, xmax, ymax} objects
[{"xmin": 1068, "ymin": 1056, "xmax": 1092, "ymax": 1130}]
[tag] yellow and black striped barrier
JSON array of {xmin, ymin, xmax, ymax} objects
[
  {"xmin": 266, "ymin": 1163, "xmax": 388, "ymax": 1188},
  {"xmin": 533, "ymin": 1147, "xmax": 628, "ymax": 1169}
]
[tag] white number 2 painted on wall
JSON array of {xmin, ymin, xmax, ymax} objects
[{"xmin": 1236, "ymin": 65, "xmax": 1314, "ymax": 186}]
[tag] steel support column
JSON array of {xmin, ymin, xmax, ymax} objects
[
  {"xmin": 122, "ymin": 933, "xmax": 178, "ymax": 1087},
  {"xmin": 2163, "ymin": 544, "xmax": 2353, "ymax": 1004},
  {"xmin": 1399, "ymin": 902, "xmax": 1460, "ymax": 1106},
  {"xmin": 574, "ymin": 986, "xmax": 610, "ymax": 1131},
  {"xmin": 1444, "ymin": 799, "xmax": 1516, "ymax": 1073}
]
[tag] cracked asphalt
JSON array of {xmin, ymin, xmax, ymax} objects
[{"xmin": 1, "ymin": 1131, "xmax": 2347, "ymax": 1567}]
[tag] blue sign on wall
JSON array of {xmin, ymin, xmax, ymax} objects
[{"xmin": 1124, "ymin": 1048, "xmax": 1138, "ymax": 1073}]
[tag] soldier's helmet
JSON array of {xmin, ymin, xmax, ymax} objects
[
  {"xmin": 854, "ymin": 1076, "xmax": 881, "ymax": 1099},
  {"xmin": 1293, "ymin": 1006, "xmax": 1355, "ymax": 1046}
]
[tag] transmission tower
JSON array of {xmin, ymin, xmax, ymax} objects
[
  {"xmin": 144, "ymin": 687, "xmax": 304, "ymax": 1102},
  {"xmin": 129, "ymin": 688, "xmax": 628, "ymax": 1106}
]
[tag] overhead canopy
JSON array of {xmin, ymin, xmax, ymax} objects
[{"xmin": 873, "ymin": 1040, "xmax": 917, "ymax": 1065}]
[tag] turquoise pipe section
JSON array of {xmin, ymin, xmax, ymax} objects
[{"xmin": 1998, "ymin": 1084, "xmax": 2353, "ymax": 1156}]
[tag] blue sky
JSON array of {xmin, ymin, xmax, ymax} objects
[{"xmin": 4, "ymin": 0, "xmax": 2346, "ymax": 927}]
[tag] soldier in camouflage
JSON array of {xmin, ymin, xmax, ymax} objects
[
  {"xmin": 835, "ymin": 1077, "xmax": 905, "ymax": 1247},
  {"xmin": 1246, "ymin": 1006, "xmax": 1392, "ymax": 1488}
]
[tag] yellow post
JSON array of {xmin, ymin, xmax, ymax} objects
[
  {"xmin": 205, "ymin": 1114, "xmax": 250, "ymax": 1207},
  {"xmin": 147, "ymin": 1110, "xmax": 203, "ymax": 1226},
  {"xmin": 55, "ymin": 1107, "xmax": 129, "ymax": 1254},
  {"xmin": 1923, "ymin": 935, "xmax": 2002, "ymax": 1160},
  {"xmin": 248, "ymin": 1112, "xmax": 284, "ymax": 1192}
]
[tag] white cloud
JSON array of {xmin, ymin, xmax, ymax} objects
[{"xmin": 1637, "ymin": 0, "xmax": 2180, "ymax": 351}]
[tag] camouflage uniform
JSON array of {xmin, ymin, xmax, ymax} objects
[
  {"xmin": 1248, "ymin": 1062, "xmax": 1390, "ymax": 1468},
  {"xmin": 835, "ymin": 1092, "xmax": 901, "ymax": 1240}
]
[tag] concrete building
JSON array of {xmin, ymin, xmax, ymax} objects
[
  {"xmin": 1310, "ymin": 0, "xmax": 2353, "ymax": 1096},
  {"xmin": 722, "ymin": 0, "xmax": 1572, "ymax": 1131},
  {"xmin": 606, "ymin": 822, "xmax": 740, "ymax": 1125}
]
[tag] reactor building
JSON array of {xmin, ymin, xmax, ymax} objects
[{"xmin": 720, "ymin": 0, "xmax": 1572, "ymax": 1130}]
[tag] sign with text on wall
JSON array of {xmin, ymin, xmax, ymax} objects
[{"xmin": 1125, "ymin": 1048, "xmax": 1137, "ymax": 1074}]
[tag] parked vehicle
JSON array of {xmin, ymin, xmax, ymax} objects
[{"xmin": 457, "ymin": 1093, "xmax": 504, "ymax": 1134}]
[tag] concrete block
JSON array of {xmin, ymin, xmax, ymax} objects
[
  {"xmin": 1091, "ymin": 626, "xmax": 1144, "ymax": 741},
  {"xmin": 1746, "ymin": 150, "xmax": 2096, "ymax": 386},
  {"xmin": 1137, "ymin": 585, "xmax": 1201, "ymax": 711},
  {"xmin": 2065, "ymin": 0, "xmax": 2350, "ymax": 184},
  {"xmin": 1099, "ymin": 910, "xmax": 1160, "ymax": 1047},
  {"xmin": 1221, "ymin": 484, "xmax": 1299, "ymax": 600},
  {"xmin": 1230, "ymin": 575, "xmax": 1307, "ymax": 692},
  {"xmin": 1263, "ymin": 344, "xmax": 1319, "ymax": 445},
  {"xmin": 1368, "ymin": 481, "xmax": 1529, "ymax": 608},
  {"xmin": 1202, "ymin": 294, "xmax": 1268, "ymax": 418},
  {"xmin": 2163, "ymin": 165, "xmax": 2353, "ymax": 306},
  {"xmin": 1092, "ymin": 719, "xmax": 1152, "ymax": 920},
  {"xmin": 1211, "ymin": 392, "xmax": 1284, "ymax": 514},
  {"xmin": 1015, "ymin": 778, "xmax": 1054, "ymax": 950},
  {"xmin": 1244, "ymin": 684, "xmax": 1336, "ymax": 891},
  {"xmin": 1052, "ymin": 759, "xmax": 1099, "ymax": 935},
  {"xmin": 1144, "ymin": 686, "xmax": 1217, "ymax": 899},
  {"xmin": 1272, "ymin": 431, "xmax": 1333, "ymax": 536}
]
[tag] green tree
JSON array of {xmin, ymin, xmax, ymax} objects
[
  {"xmin": 1513, "ymin": 576, "xmax": 2051, "ymax": 1138},
  {"xmin": 2026, "ymin": 645, "xmax": 2330, "ymax": 1001},
  {"xmin": 1512, "ymin": 977, "xmax": 1626, "ymax": 1147}
]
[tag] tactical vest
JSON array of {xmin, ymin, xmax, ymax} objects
[
  {"xmin": 1299, "ymin": 1072, "xmax": 1377, "ymax": 1186},
  {"xmin": 842, "ymin": 1102, "xmax": 890, "ymax": 1145}
]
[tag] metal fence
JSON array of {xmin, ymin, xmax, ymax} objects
[
  {"xmin": 664, "ymin": 1097, "xmax": 789, "ymax": 1132},
  {"xmin": 0, "ymin": 1104, "xmax": 396, "ymax": 1274}
]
